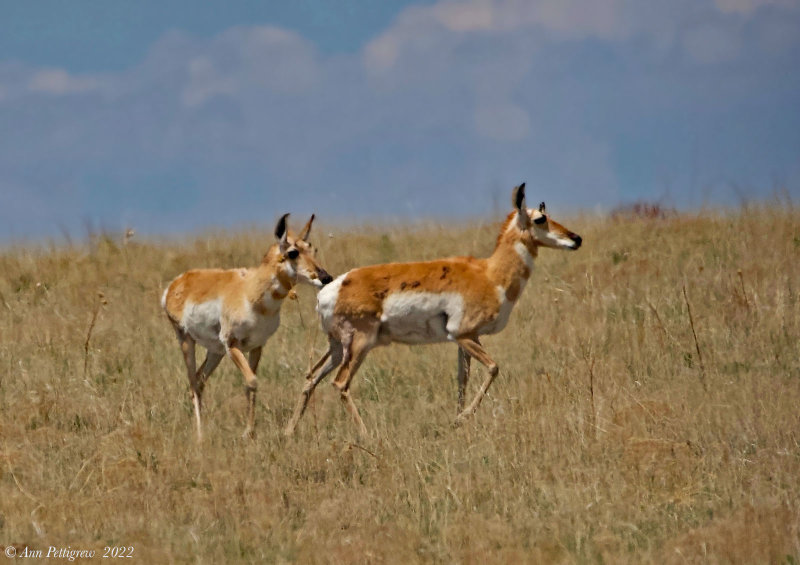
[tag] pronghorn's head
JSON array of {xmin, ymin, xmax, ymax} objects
[
  {"xmin": 274, "ymin": 213, "xmax": 333, "ymax": 288},
  {"xmin": 512, "ymin": 183, "xmax": 582, "ymax": 250}
]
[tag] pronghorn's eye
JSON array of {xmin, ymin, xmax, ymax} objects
[
  {"xmin": 287, "ymin": 248, "xmax": 299, "ymax": 259},
  {"xmin": 533, "ymin": 215, "xmax": 547, "ymax": 225}
]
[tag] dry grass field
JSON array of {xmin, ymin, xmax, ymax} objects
[{"xmin": 1, "ymin": 204, "xmax": 799, "ymax": 563}]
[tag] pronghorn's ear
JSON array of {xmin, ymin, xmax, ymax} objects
[
  {"xmin": 298, "ymin": 214, "xmax": 315, "ymax": 241},
  {"xmin": 511, "ymin": 183, "xmax": 530, "ymax": 228},
  {"xmin": 512, "ymin": 183, "xmax": 526, "ymax": 211},
  {"xmin": 275, "ymin": 213, "xmax": 290, "ymax": 251}
]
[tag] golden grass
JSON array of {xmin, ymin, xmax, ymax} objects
[{"xmin": 1, "ymin": 206, "xmax": 799, "ymax": 563}]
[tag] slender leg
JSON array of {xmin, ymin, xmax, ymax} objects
[
  {"xmin": 309, "ymin": 349, "xmax": 333, "ymax": 376},
  {"xmin": 284, "ymin": 341, "xmax": 343, "ymax": 436},
  {"xmin": 228, "ymin": 345, "xmax": 259, "ymax": 438},
  {"xmin": 177, "ymin": 332, "xmax": 205, "ymax": 441},
  {"xmin": 247, "ymin": 346, "xmax": 266, "ymax": 411},
  {"xmin": 248, "ymin": 346, "xmax": 262, "ymax": 373},
  {"xmin": 196, "ymin": 351, "xmax": 223, "ymax": 394},
  {"xmin": 332, "ymin": 332, "xmax": 374, "ymax": 437},
  {"xmin": 456, "ymin": 346, "xmax": 471, "ymax": 413},
  {"xmin": 190, "ymin": 351, "xmax": 223, "ymax": 441},
  {"xmin": 454, "ymin": 337, "xmax": 499, "ymax": 426},
  {"xmin": 179, "ymin": 332, "xmax": 196, "ymax": 381}
]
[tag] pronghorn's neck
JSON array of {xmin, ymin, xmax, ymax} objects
[
  {"xmin": 487, "ymin": 212, "xmax": 538, "ymax": 302},
  {"xmin": 250, "ymin": 245, "xmax": 297, "ymax": 305}
]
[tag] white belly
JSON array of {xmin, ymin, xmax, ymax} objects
[
  {"xmin": 182, "ymin": 299, "xmax": 225, "ymax": 352},
  {"xmin": 380, "ymin": 291, "xmax": 464, "ymax": 344},
  {"xmin": 233, "ymin": 313, "xmax": 280, "ymax": 350},
  {"xmin": 181, "ymin": 299, "xmax": 280, "ymax": 353}
]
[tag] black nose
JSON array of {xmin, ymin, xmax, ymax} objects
[
  {"xmin": 572, "ymin": 235, "xmax": 582, "ymax": 248},
  {"xmin": 320, "ymin": 271, "xmax": 333, "ymax": 285}
]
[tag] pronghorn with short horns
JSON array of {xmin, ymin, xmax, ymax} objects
[
  {"xmin": 162, "ymin": 213, "xmax": 332, "ymax": 440},
  {"xmin": 284, "ymin": 183, "xmax": 582, "ymax": 436}
]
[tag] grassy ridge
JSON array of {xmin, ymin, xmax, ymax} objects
[{"xmin": 0, "ymin": 207, "xmax": 798, "ymax": 563}]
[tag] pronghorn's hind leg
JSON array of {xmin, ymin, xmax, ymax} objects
[
  {"xmin": 176, "ymin": 328, "xmax": 204, "ymax": 440},
  {"xmin": 191, "ymin": 351, "xmax": 223, "ymax": 442},
  {"xmin": 454, "ymin": 337, "xmax": 499, "ymax": 426},
  {"xmin": 284, "ymin": 337, "xmax": 344, "ymax": 436},
  {"xmin": 331, "ymin": 319, "xmax": 380, "ymax": 436},
  {"xmin": 456, "ymin": 346, "xmax": 471, "ymax": 413}
]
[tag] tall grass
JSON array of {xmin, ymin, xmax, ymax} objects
[{"xmin": 0, "ymin": 206, "xmax": 798, "ymax": 563}]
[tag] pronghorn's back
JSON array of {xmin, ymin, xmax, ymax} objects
[
  {"xmin": 163, "ymin": 268, "xmax": 249, "ymax": 321},
  {"xmin": 318, "ymin": 257, "xmax": 501, "ymax": 344},
  {"xmin": 163, "ymin": 267, "xmax": 272, "ymax": 354}
]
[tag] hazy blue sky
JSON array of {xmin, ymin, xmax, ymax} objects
[{"xmin": 1, "ymin": 0, "xmax": 799, "ymax": 240}]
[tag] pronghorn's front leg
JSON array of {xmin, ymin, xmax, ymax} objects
[
  {"xmin": 248, "ymin": 346, "xmax": 265, "ymax": 410},
  {"xmin": 454, "ymin": 337, "xmax": 499, "ymax": 426},
  {"xmin": 228, "ymin": 344, "xmax": 259, "ymax": 438},
  {"xmin": 456, "ymin": 346, "xmax": 471, "ymax": 413},
  {"xmin": 248, "ymin": 346, "xmax": 262, "ymax": 372},
  {"xmin": 284, "ymin": 340, "xmax": 344, "ymax": 436},
  {"xmin": 196, "ymin": 352, "xmax": 224, "ymax": 396}
]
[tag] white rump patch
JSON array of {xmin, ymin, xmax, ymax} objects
[
  {"xmin": 161, "ymin": 287, "xmax": 169, "ymax": 310},
  {"xmin": 316, "ymin": 274, "xmax": 345, "ymax": 331},
  {"xmin": 380, "ymin": 291, "xmax": 465, "ymax": 344}
]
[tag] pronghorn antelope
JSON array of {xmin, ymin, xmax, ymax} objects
[
  {"xmin": 162, "ymin": 214, "xmax": 332, "ymax": 440},
  {"xmin": 284, "ymin": 183, "xmax": 582, "ymax": 436}
]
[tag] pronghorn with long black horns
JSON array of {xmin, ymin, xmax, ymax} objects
[
  {"xmin": 284, "ymin": 184, "xmax": 582, "ymax": 436},
  {"xmin": 162, "ymin": 213, "xmax": 332, "ymax": 440}
]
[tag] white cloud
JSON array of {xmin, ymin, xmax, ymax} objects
[
  {"xmin": 182, "ymin": 57, "xmax": 237, "ymax": 108},
  {"xmin": 28, "ymin": 68, "xmax": 102, "ymax": 95},
  {"xmin": 364, "ymin": 34, "xmax": 400, "ymax": 72},
  {"xmin": 217, "ymin": 25, "xmax": 319, "ymax": 94},
  {"xmin": 713, "ymin": 0, "xmax": 798, "ymax": 15},
  {"xmin": 432, "ymin": 1, "xmax": 495, "ymax": 32},
  {"xmin": 365, "ymin": 0, "xmax": 800, "ymax": 75},
  {"xmin": 514, "ymin": 0, "xmax": 626, "ymax": 38},
  {"xmin": 364, "ymin": 0, "xmax": 633, "ymax": 71},
  {"xmin": 412, "ymin": 0, "xmax": 627, "ymax": 37},
  {"xmin": 682, "ymin": 22, "xmax": 741, "ymax": 64}
]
